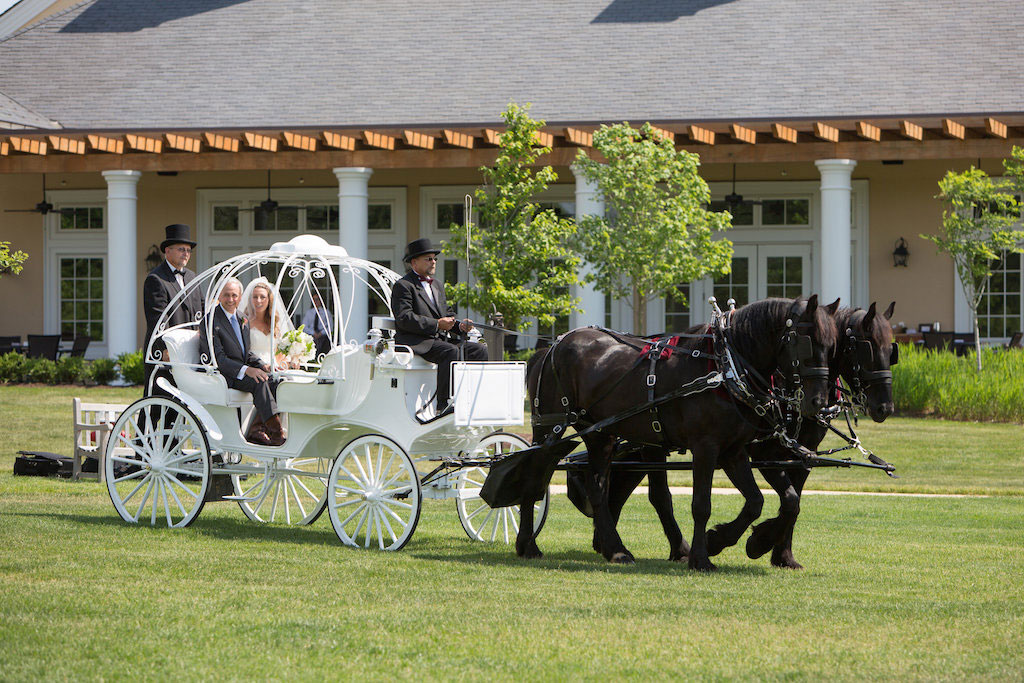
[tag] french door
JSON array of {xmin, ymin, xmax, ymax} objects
[{"xmin": 705, "ymin": 244, "xmax": 812, "ymax": 307}]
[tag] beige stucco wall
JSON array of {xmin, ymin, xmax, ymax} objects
[{"xmin": 0, "ymin": 158, "xmax": 997, "ymax": 349}]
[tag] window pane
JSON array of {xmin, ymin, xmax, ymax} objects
[
  {"xmin": 307, "ymin": 206, "xmax": 328, "ymax": 231},
  {"xmin": 437, "ymin": 203, "xmax": 464, "ymax": 230},
  {"xmin": 277, "ymin": 207, "xmax": 299, "ymax": 231},
  {"xmin": 762, "ymin": 200, "xmax": 785, "ymax": 225},
  {"xmin": 665, "ymin": 283, "xmax": 690, "ymax": 331},
  {"xmin": 785, "ymin": 256, "xmax": 801, "ymax": 283},
  {"xmin": 766, "ymin": 257, "xmax": 784, "ymax": 286},
  {"xmin": 213, "ymin": 206, "xmax": 239, "ymax": 232},
  {"xmin": 89, "ymin": 279, "xmax": 103, "ymax": 299},
  {"xmin": 368, "ymin": 204, "xmax": 391, "ymax": 230},
  {"xmin": 61, "ymin": 301, "xmax": 74, "ymax": 319},
  {"xmin": 88, "ymin": 207, "xmax": 103, "ymax": 228},
  {"xmin": 786, "ymin": 199, "xmax": 809, "ymax": 225},
  {"xmin": 732, "ymin": 257, "xmax": 749, "ymax": 284},
  {"xmin": 61, "ymin": 213, "xmax": 74, "ymax": 231},
  {"xmin": 74, "ymin": 208, "xmax": 89, "ymax": 229},
  {"xmin": 731, "ymin": 202, "xmax": 753, "ymax": 225},
  {"xmin": 89, "ymin": 259, "xmax": 103, "ymax": 278}
]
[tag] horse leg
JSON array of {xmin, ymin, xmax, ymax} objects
[
  {"xmin": 746, "ymin": 467, "xmax": 797, "ymax": 560},
  {"xmin": 515, "ymin": 489, "xmax": 543, "ymax": 559},
  {"xmin": 647, "ymin": 466, "xmax": 689, "ymax": 562},
  {"xmin": 770, "ymin": 466, "xmax": 809, "ymax": 569},
  {"xmin": 596, "ymin": 468, "xmax": 645, "ymax": 556},
  {"xmin": 584, "ymin": 435, "xmax": 635, "ymax": 564},
  {"xmin": 688, "ymin": 444, "xmax": 717, "ymax": 572},
  {"xmin": 705, "ymin": 451, "xmax": 763, "ymax": 557}
]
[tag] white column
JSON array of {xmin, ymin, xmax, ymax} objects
[
  {"xmin": 815, "ymin": 159, "xmax": 857, "ymax": 307},
  {"xmin": 572, "ymin": 168, "xmax": 606, "ymax": 328},
  {"xmin": 333, "ymin": 167, "xmax": 374, "ymax": 342},
  {"xmin": 102, "ymin": 170, "xmax": 142, "ymax": 357}
]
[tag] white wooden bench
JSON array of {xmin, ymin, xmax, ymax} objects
[{"xmin": 72, "ymin": 398, "xmax": 129, "ymax": 483}]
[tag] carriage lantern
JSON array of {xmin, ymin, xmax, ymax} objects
[{"xmin": 892, "ymin": 237, "xmax": 910, "ymax": 267}]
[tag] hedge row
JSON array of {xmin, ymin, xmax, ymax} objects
[
  {"xmin": 893, "ymin": 344, "xmax": 1024, "ymax": 423},
  {"xmin": 0, "ymin": 350, "xmax": 144, "ymax": 386}
]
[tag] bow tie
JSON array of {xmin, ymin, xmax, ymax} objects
[
  {"xmin": 173, "ymin": 269, "xmax": 185, "ymax": 277},
  {"xmin": 418, "ymin": 275, "xmax": 434, "ymax": 284}
]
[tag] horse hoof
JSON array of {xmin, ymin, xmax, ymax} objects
[
  {"xmin": 688, "ymin": 555, "xmax": 717, "ymax": 572},
  {"xmin": 517, "ymin": 542, "xmax": 544, "ymax": 560},
  {"xmin": 771, "ymin": 550, "xmax": 803, "ymax": 570},
  {"xmin": 745, "ymin": 530, "xmax": 774, "ymax": 560},
  {"xmin": 610, "ymin": 551, "xmax": 635, "ymax": 565},
  {"xmin": 669, "ymin": 552, "xmax": 688, "ymax": 563},
  {"xmin": 706, "ymin": 528, "xmax": 728, "ymax": 557}
]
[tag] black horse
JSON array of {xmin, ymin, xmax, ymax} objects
[
  {"xmin": 520, "ymin": 296, "xmax": 837, "ymax": 571},
  {"xmin": 744, "ymin": 301, "xmax": 896, "ymax": 568},
  {"xmin": 598, "ymin": 300, "xmax": 896, "ymax": 568}
]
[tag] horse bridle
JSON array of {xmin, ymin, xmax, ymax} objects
[{"xmin": 842, "ymin": 327, "xmax": 898, "ymax": 406}]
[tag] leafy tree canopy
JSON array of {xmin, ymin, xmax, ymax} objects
[{"xmin": 0, "ymin": 241, "xmax": 28, "ymax": 278}]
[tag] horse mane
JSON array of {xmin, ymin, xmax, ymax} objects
[
  {"xmin": 835, "ymin": 306, "xmax": 893, "ymax": 349},
  {"xmin": 729, "ymin": 298, "xmax": 837, "ymax": 361}
]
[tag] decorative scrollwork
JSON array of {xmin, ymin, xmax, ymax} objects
[{"xmin": 199, "ymin": 351, "xmax": 211, "ymax": 365}]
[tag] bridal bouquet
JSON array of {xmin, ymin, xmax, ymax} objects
[{"xmin": 277, "ymin": 326, "xmax": 316, "ymax": 366}]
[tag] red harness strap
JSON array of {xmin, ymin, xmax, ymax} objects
[{"xmin": 641, "ymin": 335, "xmax": 681, "ymax": 360}]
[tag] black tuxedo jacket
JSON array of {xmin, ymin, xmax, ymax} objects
[
  {"xmin": 390, "ymin": 270, "xmax": 464, "ymax": 353},
  {"xmin": 198, "ymin": 306, "xmax": 266, "ymax": 380},
  {"xmin": 144, "ymin": 261, "xmax": 204, "ymax": 354}
]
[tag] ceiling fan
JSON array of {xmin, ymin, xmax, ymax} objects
[
  {"xmin": 239, "ymin": 170, "xmax": 301, "ymax": 229},
  {"xmin": 723, "ymin": 163, "xmax": 762, "ymax": 208},
  {"xmin": 4, "ymin": 174, "xmax": 75, "ymax": 216}
]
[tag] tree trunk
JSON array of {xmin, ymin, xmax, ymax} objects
[
  {"xmin": 974, "ymin": 317, "xmax": 983, "ymax": 372},
  {"xmin": 632, "ymin": 288, "xmax": 646, "ymax": 335}
]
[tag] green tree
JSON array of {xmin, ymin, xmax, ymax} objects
[
  {"xmin": 444, "ymin": 103, "xmax": 580, "ymax": 336},
  {"xmin": 926, "ymin": 164, "xmax": 1024, "ymax": 370},
  {"xmin": 573, "ymin": 123, "xmax": 733, "ymax": 334},
  {"xmin": 0, "ymin": 241, "xmax": 28, "ymax": 278}
]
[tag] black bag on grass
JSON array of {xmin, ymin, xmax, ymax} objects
[{"xmin": 14, "ymin": 451, "xmax": 72, "ymax": 478}]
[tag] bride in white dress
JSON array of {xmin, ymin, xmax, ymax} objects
[{"xmin": 242, "ymin": 277, "xmax": 295, "ymax": 369}]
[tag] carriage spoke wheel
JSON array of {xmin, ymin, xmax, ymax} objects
[
  {"xmin": 456, "ymin": 432, "xmax": 549, "ymax": 544},
  {"xmin": 327, "ymin": 435, "xmax": 421, "ymax": 551},
  {"xmin": 104, "ymin": 397, "xmax": 210, "ymax": 528},
  {"xmin": 232, "ymin": 455, "xmax": 330, "ymax": 525}
]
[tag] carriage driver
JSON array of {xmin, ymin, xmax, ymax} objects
[{"xmin": 390, "ymin": 238, "xmax": 488, "ymax": 413}]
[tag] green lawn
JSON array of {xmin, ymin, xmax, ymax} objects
[{"xmin": 1, "ymin": 385, "xmax": 1023, "ymax": 678}]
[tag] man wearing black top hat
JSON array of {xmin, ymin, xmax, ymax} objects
[
  {"xmin": 143, "ymin": 224, "xmax": 205, "ymax": 395},
  {"xmin": 391, "ymin": 238, "xmax": 488, "ymax": 413}
]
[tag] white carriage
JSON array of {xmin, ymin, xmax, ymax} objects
[{"xmin": 104, "ymin": 235, "xmax": 548, "ymax": 549}]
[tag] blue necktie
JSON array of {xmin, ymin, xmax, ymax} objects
[{"xmin": 229, "ymin": 314, "xmax": 244, "ymax": 350}]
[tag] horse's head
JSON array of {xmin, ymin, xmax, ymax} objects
[
  {"xmin": 836, "ymin": 302, "xmax": 896, "ymax": 422},
  {"xmin": 780, "ymin": 295, "xmax": 838, "ymax": 417}
]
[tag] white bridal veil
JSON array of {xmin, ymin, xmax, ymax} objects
[{"xmin": 241, "ymin": 276, "xmax": 294, "ymax": 337}]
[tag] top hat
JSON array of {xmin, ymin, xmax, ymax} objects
[
  {"xmin": 403, "ymin": 238, "xmax": 441, "ymax": 263},
  {"xmin": 160, "ymin": 224, "xmax": 196, "ymax": 251}
]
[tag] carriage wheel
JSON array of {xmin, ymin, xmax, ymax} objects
[
  {"xmin": 104, "ymin": 397, "xmax": 210, "ymax": 528},
  {"xmin": 327, "ymin": 435, "xmax": 421, "ymax": 551},
  {"xmin": 232, "ymin": 455, "xmax": 330, "ymax": 526},
  {"xmin": 456, "ymin": 432, "xmax": 550, "ymax": 544}
]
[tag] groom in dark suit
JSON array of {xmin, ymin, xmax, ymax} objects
[
  {"xmin": 199, "ymin": 278, "xmax": 285, "ymax": 446},
  {"xmin": 390, "ymin": 238, "xmax": 488, "ymax": 412},
  {"xmin": 143, "ymin": 224, "xmax": 204, "ymax": 395}
]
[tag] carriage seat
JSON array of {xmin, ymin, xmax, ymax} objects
[
  {"xmin": 161, "ymin": 329, "xmax": 253, "ymax": 408},
  {"xmin": 370, "ymin": 317, "xmax": 436, "ymax": 370}
]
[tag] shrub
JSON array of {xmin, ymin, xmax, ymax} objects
[
  {"xmin": 116, "ymin": 350, "xmax": 145, "ymax": 386},
  {"xmin": 507, "ymin": 347, "xmax": 540, "ymax": 363},
  {"xmin": 893, "ymin": 344, "xmax": 1024, "ymax": 423},
  {"xmin": 86, "ymin": 357, "xmax": 118, "ymax": 385},
  {"xmin": 0, "ymin": 351, "xmax": 28, "ymax": 383},
  {"xmin": 24, "ymin": 357, "xmax": 58, "ymax": 384},
  {"xmin": 55, "ymin": 356, "xmax": 86, "ymax": 384}
]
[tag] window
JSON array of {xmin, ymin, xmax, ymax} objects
[
  {"xmin": 368, "ymin": 204, "xmax": 392, "ymax": 230},
  {"xmin": 213, "ymin": 206, "xmax": 239, "ymax": 232},
  {"xmin": 762, "ymin": 198, "xmax": 809, "ymax": 226},
  {"xmin": 709, "ymin": 201, "xmax": 753, "ymax": 226},
  {"xmin": 765, "ymin": 256, "xmax": 803, "ymax": 298},
  {"xmin": 713, "ymin": 257, "xmax": 750, "ymax": 307},
  {"xmin": 665, "ymin": 283, "xmax": 691, "ymax": 331},
  {"xmin": 978, "ymin": 250, "xmax": 1022, "ymax": 339},
  {"xmin": 59, "ymin": 257, "xmax": 103, "ymax": 341},
  {"xmin": 59, "ymin": 207, "xmax": 103, "ymax": 231},
  {"xmin": 436, "ymin": 203, "xmax": 464, "ymax": 231},
  {"xmin": 368, "ymin": 259, "xmax": 392, "ymax": 324},
  {"xmin": 306, "ymin": 205, "xmax": 339, "ymax": 231}
]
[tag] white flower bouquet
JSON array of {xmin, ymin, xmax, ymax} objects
[{"xmin": 276, "ymin": 325, "xmax": 316, "ymax": 367}]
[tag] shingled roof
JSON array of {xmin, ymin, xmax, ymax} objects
[
  {"xmin": 0, "ymin": 89, "xmax": 59, "ymax": 128},
  {"xmin": 1, "ymin": 0, "xmax": 1022, "ymax": 132}
]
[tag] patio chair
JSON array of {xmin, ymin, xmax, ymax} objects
[
  {"xmin": 26, "ymin": 334, "xmax": 61, "ymax": 360},
  {"xmin": 0, "ymin": 335, "xmax": 20, "ymax": 354},
  {"xmin": 921, "ymin": 331, "xmax": 954, "ymax": 351},
  {"xmin": 1007, "ymin": 332, "xmax": 1023, "ymax": 350},
  {"xmin": 63, "ymin": 335, "xmax": 91, "ymax": 358}
]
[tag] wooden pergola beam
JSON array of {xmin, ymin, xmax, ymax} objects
[
  {"xmin": 985, "ymin": 117, "xmax": 1008, "ymax": 139},
  {"xmin": 856, "ymin": 122, "xmax": 881, "ymax": 142},
  {"xmin": 687, "ymin": 125, "xmax": 715, "ymax": 145},
  {"xmin": 362, "ymin": 130, "xmax": 396, "ymax": 150},
  {"xmin": 47, "ymin": 135, "xmax": 86, "ymax": 154},
  {"xmin": 647, "ymin": 125, "xmax": 675, "ymax": 143},
  {"xmin": 730, "ymin": 124, "xmax": 757, "ymax": 144},
  {"xmin": 772, "ymin": 123, "xmax": 798, "ymax": 143},
  {"xmin": 942, "ymin": 119, "xmax": 965, "ymax": 140},
  {"xmin": 203, "ymin": 132, "xmax": 240, "ymax": 152},
  {"xmin": 0, "ymin": 139, "xmax": 8, "ymax": 156},
  {"xmin": 281, "ymin": 131, "xmax": 318, "ymax": 152},
  {"xmin": 8, "ymin": 136, "xmax": 48, "ymax": 155},
  {"xmin": 125, "ymin": 134, "xmax": 162, "ymax": 153},
  {"xmin": 321, "ymin": 131, "xmax": 357, "ymax": 151},
  {"xmin": 164, "ymin": 133, "xmax": 201, "ymax": 153},
  {"xmin": 899, "ymin": 120, "xmax": 923, "ymax": 141},
  {"xmin": 533, "ymin": 130, "xmax": 554, "ymax": 147},
  {"xmin": 564, "ymin": 127, "xmax": 592, "ymax": 147},
  {"xmin": 813, "ymin": 122, "xmax": 839, "ymax": 143},
  {"xmin": 481, "ymin": 129, "xmax": 502, "ymax": 146},
  {"xmin": 403, "ymin": 130, "xmax": 436, "ymax": 150},
  {"xmin": 87, "ymin": 134, "xmax": 124, "ymax": 154},
  {"xmin": 442, "ymin": 129, "xmax": 474, "ymax": 149},
  {"xmin": 243, "ymin": 132, "xmax": 278, "ymax": 152}
]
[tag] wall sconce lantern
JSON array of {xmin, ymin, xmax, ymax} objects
[
  {"xmin": 145, "ymin": 244, "xmax": 163, "ymax": 272},
  {"xmin": 893, "ymin": 237, "xmax": 910, "ymax": 267}
]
